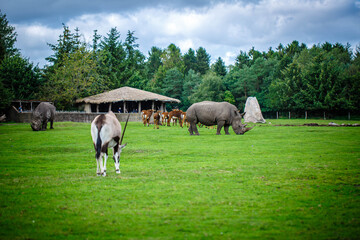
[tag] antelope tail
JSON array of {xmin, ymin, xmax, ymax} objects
[{"xmin": 95, "ymin": 129, "xmax": 102, "ymax": 159}]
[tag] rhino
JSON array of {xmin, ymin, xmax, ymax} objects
[
  {"xmin": 186, "ymin": 101, "xmax": 253, "ymax": 135},
  {"xmin": 31, "ymin": 102, "xmax": 56, "ymax": 131}
]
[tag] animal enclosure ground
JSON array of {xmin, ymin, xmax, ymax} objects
[{"xmin": 0, "ymin": 120, "xmax": 359, "ymax": 239}]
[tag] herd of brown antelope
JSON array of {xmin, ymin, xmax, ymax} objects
[{"xmin": 141, "ymin": 109, "xmax": 189, "ymax": 129}]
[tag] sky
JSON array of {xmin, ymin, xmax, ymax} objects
[{"xmin": 2, "ymin": 0, "xmax": 360, "ymax": 67}]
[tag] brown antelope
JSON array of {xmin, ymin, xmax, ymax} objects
[
  {"xmin": 161, "ymin": 112, "xmax": 169, "ymax": 125},
  {"xmin": 91, "ymin": 112, "xmax": 129, "ymax": 176},
  {"xmin": 153, "ymin": 110, "xmax": 161, "ymax": 129},
  {"xmin": 168, "ymin": 109, "xmax": 183, "ymax": 127},
  {"xmin": 181, "ymin": 111, "xmax": 189, "ymax": 127},
  {"xmin": 141, "ymin": 109, "xmax": 154, "ymax": 126}
]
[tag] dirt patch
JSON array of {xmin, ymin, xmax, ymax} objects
[{"xmin": 274, "ymin": 123, "xmax": 360, "ymax": 127}]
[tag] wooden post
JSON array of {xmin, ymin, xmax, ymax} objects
[
  {"xmin": 276, "ymin": 111, "xmax": 279, "ymax": 119},
  {"xmin": 123, "ymin": 101, "xmax": 127, "ymax": 113},
  {"xmin": 305, "ymin": 111, "xmax": 307, "ymax": 120},
  {"xmin": 152, "ymin": 101, "xmax": 155, "ymax": 110},
  {"xmin": 138, "ymin": 102, "xmax": 141, "ymax": 113},
  {"xmin": 323, "ymin": 112, "xmax": 326, "ymax": 120},
  {"xmin": 348, "ymin": 112, "xmax": 351, "ymax": 120},
  {"xmin": 289, "ymin": 112, "xmax": 291, "ymax": 119},
  {"xmin": 108, "ymin": 103, "xmax": 112, "ymax": 112},
  {"xmin": 96, "ymin": 104, "xmax": 99, "ymax": 113}
]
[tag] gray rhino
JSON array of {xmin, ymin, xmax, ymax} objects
[
  {"xmin": 186, "ymin": 101, "xmax": 252, "ymax": 135},
  {"xmin": 31, "ymin": 102, "xmax": 56, "ymax": 131}
]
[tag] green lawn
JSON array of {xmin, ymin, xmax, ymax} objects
[{"xmin": 0, "ymin": 120, "xmax": 359, "ymax": 239}]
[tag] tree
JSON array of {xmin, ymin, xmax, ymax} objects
[
  {"xmin": 46, "ymin": 24, "xmax": 80, "ymax": 67},
  {"xmin": 146, "ymin": 46, "xmax": 163, "ymax": 80},
  {"xmin": 223, "ymin": 90, "xmax": 235, "ymax": 105},
  {"xmin": 195, "ymin": 47, "xmax": 210, "ymax": 75},
  {"xmin": 190, "ymin": 72, "xmax": 224, "ymax": 103},
  {"xmin": 182, "ymin": 69, "xmax": 201, "ymax": 109},
  {"xmin": 123, "ymin": 31, "xmax": 146, "ymax": 87},
  {"xmin": 150, "ymin": 44, "xmax": 184, "ymax": 93},
  {"xmin": 91, "ymin": 30, "xmax": 101, "ymax": 55},
  {"xmin": 0, "ymin": 11, "xmax": 18, "ymax": 63},
  {"xmin": 161, "ymin": 43, "xmax": 185, "ymax": 73},
  {"xmin": 42, "ymin": 47, "xmax": 105, "ymax": 110},
  {"xmin": 235, "ymin": 50, "xmax": 250, "ymax": 69},
  {"xmin": 249, "ymin": 47, "xmax": 263, "ymax": 64},
  {"xmin": 0, "ymin": 12, "xmax": 41, "ymax": 113},
  {"xmin": 233, "ymin": 66, "xmax": 257, "ymax": 105},
  {"xmin": 0, "ymin": 55, "xmax": 42, "ymax": 100},
  {"xmin": 183, "ymin": 48, "xmax": 197, "ymax": 73},
  {"xmin": 99, "ymin": 27, "xmax": 126, "ymax": 88},
  {"xmin": 284, "ymin": 40, "xmax": 304, "ymax": 57},
  {"xmin": 212, "ymin": 57, "xmax": 227, "ymax": 77},
  {"xmin": 162, "ymin": 67, "xmax": 184, "ymax": 101}
]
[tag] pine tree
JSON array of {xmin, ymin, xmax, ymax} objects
[
  {"xmin": 46, "ymin": 24, "xmax": 79, "ymax": 67},
  {"xmin": 195, "ymin": 47, "xmax": 210, "ymax": 75},
  {"xmin": 0, "ymin": 11, "xmax": 18, "ymax": 63},
  {"xmin": 213, "ymin": 57, "xmax": 227, "ymax": 77},
  {"xmin": 183, "ymin": 48, "xmax": 197, "ymax": 73}
]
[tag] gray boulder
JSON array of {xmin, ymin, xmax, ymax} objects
[{"xmin": 244, "ymin": 97, "xmax": 266, "ymax": 123}]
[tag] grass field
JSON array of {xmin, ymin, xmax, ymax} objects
[{"xmin": 0, "ymin": 119, "xmax": 359, "ymax": 239}]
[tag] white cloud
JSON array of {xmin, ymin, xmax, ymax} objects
[
  {"xmin": 14, "ymin": 0, "xmax": 360, "ymax": 67},
  {"xmin": 14, "ymin": 24, "xmax": 62, "ymax": 66}
]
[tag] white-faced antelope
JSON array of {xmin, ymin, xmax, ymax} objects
[
  {"xmin": 91, "ymin": 112, "xmax": 129, "ymax": 176},
  {"xmin": 141, "ymin": 109, "xmax": 154, "ymax": 127}
]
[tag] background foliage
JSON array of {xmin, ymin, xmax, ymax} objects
[{"xmin": 0, "ymin": 11, "xmax": 359, "ymax": 113}]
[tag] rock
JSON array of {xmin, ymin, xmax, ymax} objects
[{"xmin": 244, "ymin": 97, "xmax": 266, "ymax": 123}]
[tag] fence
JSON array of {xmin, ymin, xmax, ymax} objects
[
  {"xmin": 8, "ymin": 107, "xmax": 142, "ymax": 123},
  {"xmin": 262, "ymin": 111, "xmax": 360, "ymax": 120}
]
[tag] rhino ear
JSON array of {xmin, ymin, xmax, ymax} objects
[{"xmin": 240, "ymin": 112, "xmax": 246, "ymax": 118}]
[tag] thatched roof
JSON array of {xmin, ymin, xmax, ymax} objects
[{"xmin": 76, "ymin": 86, "xmax": 181, "ymax": 104}]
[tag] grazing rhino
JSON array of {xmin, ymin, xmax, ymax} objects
[
  {"xmin": 186, "ymin": 101, "xmax": 252, "ymax": 135},
  {"xmin": 31, "ymin": 102, "xmax": 56, "ymax": 131}
]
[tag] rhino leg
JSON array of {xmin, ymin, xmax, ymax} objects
[
  {"xmin": 41, "ymin": 120, "xmax": 48, "ymax": 131},
  {"xmin": 189, "ymin": 122, "xmax": 199, "ymax": 135},
  {"xmin": 217, "ymin": 121, "xmax": 226, "ymax": 135},
  {"xmin": 50, "ymin": 120, "xmax": 54, "ymax": 129},
  {"xmin": 224, "ymin": 125, "xmax": 230, "ymax": 135}
]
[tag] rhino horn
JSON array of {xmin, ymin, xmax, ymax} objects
[{"xmin": 244, "ymin": 126, "xmax": 254, "ymax": 133}]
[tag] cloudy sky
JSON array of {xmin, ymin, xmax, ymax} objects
[{"xmin": 2, "ymin": 0, "xmax": 360, "ymax": 67}]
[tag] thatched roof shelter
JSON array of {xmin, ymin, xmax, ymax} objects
[{"xmin": 76, "ymin": 86, "xmax": 180, "ymax": 113}]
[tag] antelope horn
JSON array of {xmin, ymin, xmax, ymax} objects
[{"xmin": 120, "ymin": 114, "xmax": 130, "ymax": 145}]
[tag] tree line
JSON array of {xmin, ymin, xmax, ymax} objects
[{"xmin": 1, "ymin": 11, "xmax": 359, "ymax": 116}]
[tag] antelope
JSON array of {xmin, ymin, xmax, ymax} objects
[
  {"xmin": 153, "ymin": 110, "xmax": 161, "ymax": 129},
  {"xmin": 141, "ymin": 109, "xmax": 154, "ymax": 127},
  {"xmin": 161, "ymin": 112, "xmax": 169, "ymax": 125},
  {"xmin": 168, "ymin": 109, "xmax": 183, "ymax": 127},
  {"xmin": 91, "ymin": 112, "xmax": 129, "ymax": 176}
]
